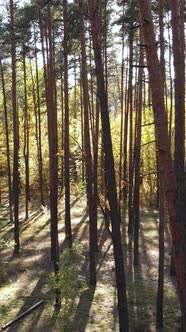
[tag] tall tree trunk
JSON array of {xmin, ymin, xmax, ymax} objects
[
  {"xmin": 103, "ymin": 0, "xmax": 108, "ymax": 105},
  {"xmin": 0, "ymin": 59, "xmax": 13, "ymax": 224},
  {"xmin": 127, "ymin": 30, "xmax": 134, "ymax": 234},
  {"xmin": 34, "ymin": 26, "xmax": 45, "ymax": 206},
  {"xmin": 123, "ymin": 66, "xmax": 129, "ymax": 204},
  {"xmin": 93, "ymin": 99, "xmax": 99, "ymax": 251},
  {"xmin": 156, "ymin": 0, "xmax": 165, "ymax": 209},
  {"xmin": 167, "ymin": 11, "xmax": 173, "ymax": 149},
  {"xmin": 46, "ymin": 2, "xmax": 60, "ymax": 305},
  {"xmin": 156, "ymin": 176, "xmax": 165, "ymax": 329},
  {"xmin": 10, "ymin": 0, "xmax": 20, "ymax": 253},
  {"xmin": 37, "ymin": 0, "xmax": 50, "ymax": 194},
  {"xmin": 29, "ymin": 57, "xmax": 44, "ymax": 205},
  {"xmin": 79, "ymin": 0, "xmax": 96, "ymax": 285},
  {"xmin": 133, "ymin": 36, "xmax": 143, "ymax": 266},
  {"xmin": 72, "ymin": 53, "xmax": 78, "ymax": 182},
  {"xmin": 23, "ymin": 44, "xmax": 30, "ymax": 220},
  {"xmin": 88, "ymin": 1, "xmax": 129, "ymax": 329},
  {"xmin": 158, "ymin": 0, "xmax": 165, "ymax": 87},
  {"xmin": 63, "ymin": 0, "xmax": 72, "ymax": 247},
  {"xmin": 79, "ymin": 72, "xmax": 85, "ymax": 182},
  {"xmin": 138, "ymin": 0, "xmax": 186, "ymax": 328},
  {"xmin": 118, "ymin": 2, "xmax": 125, "ymax": 210},
  {"xmin": 171, "ymin": 0, "xmax": 185, "ymax": 286},
  {"xmin": 60, "ymin": 63, "xmax": 64, "ymax": 192}
]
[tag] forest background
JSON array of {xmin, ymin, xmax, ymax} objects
[{"xmin": 0, "ymin": 0, "xmax": 185, "ymax": 331}]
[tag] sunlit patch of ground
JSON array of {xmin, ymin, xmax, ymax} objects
[{"xmin": 0, "ymin": 197, "xmax": 180, "ymax": 331}]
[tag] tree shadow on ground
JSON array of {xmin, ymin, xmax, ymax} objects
[
  {"xmin": 6, "ymin": 278, "xmax": 47, "ymax": 332},
  {"xmin": 58, "ymin": 196, "xmax": 82, "ymax": 218},
  {"xmin": 72, "ymin": 210, "xmax": 88, "ymax": 239},
  {"xmin": 125, "ymin": 209, "xmax": 180, "ymax": 331},
  {"xmin": 2, "ymin": 200, "xmax": 180, "ymax": 331},
  {"xmin": 68, "ymin": 286, "xmax": 96, "ymax": 332}
]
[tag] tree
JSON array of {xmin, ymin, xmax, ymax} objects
[
  {"xmin": 22, "ymin": 43, "xmax": 30, "ymax": 220},
  {"xmin": 16, "ymin": 4, "xmax": 34, "ymax": 220},
  {"xmin": 156, "ymin": 175, "xmax": 165, "ymax": 329},
  {"xmin": 133, "ymin": 30, "xmax": 143, "ymax": 266},
  {"xmin": 33, "ymin": 24, "xmax": 45, "ymax": 206},
  {"xmin": 63, "ymin": 0, "xmax": 72, "ymax": 248},
  {"xmin": 138, "ymin": 0, "xmax": 186, "ymax": 328},
  {"xmin": 78, "ymin": 0, "xmax": 96, "ymax": 285},
  {"xmin": 88, "ymin": 0, "xmax": 129, "ymax": 330},
  {"xmin": 127, "ymin": 28, "xmax": 134, "ymax": 234},
  {"xmin": 0, "ymin": 59, "xmax": 13, "ymax": 224},
  {"xmin": 46, "ymin": 1, "xmax": 60, "ymax": 305},
  {"xmin": 171, "ymin": 0, "xmax": 186, "ymax": 286},
  {"xmin": 10, "ymin": 0, "xmax": 20, "ymax": 253}
]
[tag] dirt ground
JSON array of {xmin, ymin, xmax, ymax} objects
[{"xmin": 0, "ymin": 195, "xmax": 180, "ymax": 332}]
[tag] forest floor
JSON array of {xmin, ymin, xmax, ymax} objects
[{"xmin": 0, "ymin": 193, "xmax": 180, "ymax": 332}]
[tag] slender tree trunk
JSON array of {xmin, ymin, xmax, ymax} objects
[
  {"xmin": 37, "ymin": 0, "xmax": 50, "ymax": 194},
  {"xmin": 79, "ymin": 0, "xmax": 96, "ymax": 285},
  {"xmin": 167, "ymin": 11, "xmax": 173, "ymax": 149},
  {"xmin": 93, "ymin": 99, "xmax": 99, "ymax": 251},
  {"xmin": 133, "ymin": 36, "xmax": 143, "ymax": 266},
  {"xmin": 72, "ymin": 53, "xmax": 78, "ymax": 182},
  {"xmin": 118, "ymin": 3, "xmax": 125, "ymax": 210},
  {"xmin": 156, "ymin": 0, "xmax": 165, "ymax": 209},
  {"xmin": 79, "ymin": 72, "xmax": 85, "ymax": 182},
  {"xmin": 156, "ymin": 176, "xmax": 165, "ymax": 329},
  {"xmin": 159, "ymin": 0, "xmax": 165, "ymax": 87},
  {"xmin": 103, "ymin": 0, "xmax": 108, "ymax": 105},
  {"xmin": 46, "ymin": 2, "xmax": 60, "ymax": 305},
  {"xmin": 171, "ymin": 0, "xmax": 185, "ymax": 288},
  {"xmin": 60, "ymin": 63, "xmax": 64, "ymax": 192},
  {"xmin": 34, "ymin": 26, "xmax": 45, "ymax": 206},
  {"xmin": 168, "ymin": 10, "xmax": 175, "ymax": 274},
  {"xmin": 88, "ymin": 1, "xmax": 129, "ymax": 329},
  {"xmin": 123, "ymin": 66, "xmax": 129, "ymax": 204},
  {"xmin": 23, "ymin": 45, "xmax": 30, "ymax": 220},
  {"xmin": 138, "ymin": 0, "xmax": 186, "ymax": 328},
  {"xmin": 156, "ymin": 152, "xmax": 160, "ymax": 209},
  {"xmin": 0, "ymin": 59, "xmax": 13, "ymax": 224},
  {"xmin": 10, "ymin": 0, "xmax": 20, "ymax": 254},
  {"xmin": 63, "ymin": 0, "xmax": 72, "ymax": 247},
  {"xmin": 88, "ymin": 39, "xmax": 98, "ymax": 250},
  {"xmin": 29, "ymin": 57, "xmax": 44, "ymax": 205},
  {"xmin": 128, "ymin": 30, "xmax": 134, "ymax": 234}
]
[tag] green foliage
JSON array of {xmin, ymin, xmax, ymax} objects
[{"xmin": 51, "ymin": 243, "xmax": 87, "ymax": 312}]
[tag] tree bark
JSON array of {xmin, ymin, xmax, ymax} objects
[
  {"xmin": 34, "ymin": 25, "xmax": 45, "ymax": 206},
  {"xmin": 167, "ymin": 11, "xmax": 173, "ymax": 150},
  {"xmin": 156, "ymin": 176, "xmax": 165, "ymax": 329},
  {"xmin": 133, "ymin": 34, "xmax": 143, "ymax": 266},
  {"xmin": 171, "ymin": 0, "xmax": 185, "ymax": 290},
  {"xmin": 138, "ymin": 0, "xmax": 186, "ymax": 328},
  {"xmin": 88, "ymin": 0, "xmax": 129, "ymax": 329},
  {"xmin": 23, "ymin": 43, "xmax": 30, "ymax": 220},
  {"xmin": 127, "ymin": 30, "xmax": 134, "ymax": 234},
  {"xmin": 63, "ymin": 0, "xmax": 72, "ymax": 247},
  {"xmin": 78, "ymin": 0, "xmax": 97, "ymax": 285},
  {"xmin": 118, "ymin": 2, "xmax": 125, "ymax": 210},
  {"xmin": 0, "ymin": 59, "xmax": 13, "ymax": 224},
  {"xmin": 10, "ymin": 0, "xmax": 20, "ymax": 254},
  {"xmin": 46, "ymin": 2, "xmax": 60, "ymax": 305}
]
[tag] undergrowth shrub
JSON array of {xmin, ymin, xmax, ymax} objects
[{"xmin": 51, "ymin": 242, "xmax": 87, "ymax": 315}]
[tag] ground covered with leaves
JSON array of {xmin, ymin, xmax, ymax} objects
[{"xmin": 0, "ymin": 196, "xmax": 180, "ymax": 331}]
